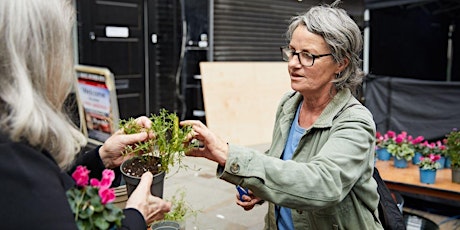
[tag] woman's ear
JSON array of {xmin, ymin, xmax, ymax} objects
[{"xmin": 336, "ymin": 57, "xmax": 349, "ymax": 74}]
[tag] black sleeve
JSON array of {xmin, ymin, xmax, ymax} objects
[
  {"xmin": 120, "ymin": 208, "xmax": 148, "ymax": 230},
  {"xmin": 69, "ymin": 146, "xmax": 123, "ymax": 187},
  {"xmin": 0, "ymin": 141, "xmax": 78, "ymax": 230}
]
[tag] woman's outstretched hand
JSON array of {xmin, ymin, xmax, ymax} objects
[{"xmin": 180, "ymin": 120, "xmax": 229, "ymax": 166}]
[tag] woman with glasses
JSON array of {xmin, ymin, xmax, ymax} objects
[{"xmin": 181, "ymin": 1, "xmax": 382, "ymax": 229}]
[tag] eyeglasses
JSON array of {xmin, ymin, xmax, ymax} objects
[{"xmin": 280, "ymin": 46, "xmax": 332, "ymax": 67}]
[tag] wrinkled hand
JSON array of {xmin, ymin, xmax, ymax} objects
[
  {"xmin": 236, "ymin": 189, "xmax": 263, "ymax": 211},
  {"xmin": 99, "ymin": 116, "xmax": 152, "ymax": 169},
  {"xmin": 180, "ymin": 120, "xmax": 228, "ymax": 166},
  {"xmin": 125, "ymin": 172, "xmax": 171, "ymax": 224}
]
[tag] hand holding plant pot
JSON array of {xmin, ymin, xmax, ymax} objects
[{"xmin": 119, "ymin": 109, "xmax": 195, "ymax": 198}]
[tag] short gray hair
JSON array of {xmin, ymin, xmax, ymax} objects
[{"xmin": 286, "ymin": 1, "xmax": 364, "ymax": 95}]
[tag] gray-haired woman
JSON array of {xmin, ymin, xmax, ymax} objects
[
  {"xmin": 181, "ymin": 1, "xmax": 383, "ymax": 229},
  {"xmin": 0, "ymin": 0, "xmax": 170, "ymax": 229}
]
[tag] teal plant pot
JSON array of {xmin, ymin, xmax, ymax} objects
[
  {"xmin": 377, "ymin": 148, "xmax": 391, "ymax": 161},
  {"xmin": 437, "ymin": 156, "xmax": 446, "ymax": 169},
  {"xmin": 394, "ymin": 158, "xmax": 408, "ymax": 168},
  {"xmin": 445, "ymin": 157, "xmax": 451, "ymax": 168},
  {"xmin": 419, "ymin": 168, "xmax": 436, "ymax": 184},
  {"xmin": 412, "ymin": 152, "xmax": 423, "ymax": 165}
]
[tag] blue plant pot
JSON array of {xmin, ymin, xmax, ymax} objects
[
  {"xmin": 438, "ymin": 156, "xmax": 446, "ymax": 169},
  {"xmin": 412, "ymin": 152, "xmax": 423, "ymax": 165},
  {"xmin": 394, "ymin": 158, "xmax": 408, "ymax": 168},
  {"xmin": 445, "ymin": 157, "xmax": 451, "ymax": 168},
  {"xmin": 377, "ymin": 148, "xmax": 391, "ymax": 161},
  {"xmin": 419, "ymin": 169, "xmax": 436, "ymax": 184}
]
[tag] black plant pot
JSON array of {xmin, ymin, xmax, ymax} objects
[
  {"xmin": 150, "ymin": 221, "xmax": 181, "ymax": 230},
  {"xmin": 120, "ymin": 157, "xmax": 166, "ymax": 198}
]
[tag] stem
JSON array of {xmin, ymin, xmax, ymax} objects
[{"xmin": 74, "ymin": 187, "xmax": 87, "ymax": 221}]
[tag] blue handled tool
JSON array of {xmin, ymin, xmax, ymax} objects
[{"xmin": 236, "ymin": 185, "xmax": 249, "ymax": 201}]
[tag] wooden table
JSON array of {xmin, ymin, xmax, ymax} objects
[{"xmin": 375, "ymin": 160, "xmax": 460, "ymax": 205}]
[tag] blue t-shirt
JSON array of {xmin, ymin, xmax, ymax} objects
[{"xmin": 276, "ymin": 103, "xmax": 305, "ymax": 230}]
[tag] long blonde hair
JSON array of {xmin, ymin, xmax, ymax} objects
[{"xmin": 0, "ymin": 0, "xmax": 87, "ymax": 168}]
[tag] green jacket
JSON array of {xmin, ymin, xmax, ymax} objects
[{"xmin": 219, "ymin": 89, "xmax": 383, "ymax": 229}]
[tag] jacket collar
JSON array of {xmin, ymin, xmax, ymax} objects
[{"xmin": 281, "ymin": 88, "xmax": 354, "ymax": 129}]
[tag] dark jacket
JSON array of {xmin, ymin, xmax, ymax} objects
[{"xmin": 0, "ymin": 133, "xmax": 146, "ymax": 230}]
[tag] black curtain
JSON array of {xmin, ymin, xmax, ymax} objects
[
  {"xmin": 365, "ymin": 0, "xmax": 460, "ymax": 81},
  {"xmin": 364, "ymin": 75, "xmax": 460, "ymax": 141}
]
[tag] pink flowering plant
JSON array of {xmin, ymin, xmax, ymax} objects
[
  {"xmin": 67, "ymin": 166, "xmax": 124, "ymax": 230},
  {"xmin": 417, "ymin": 154, "xmax": 442, "ymax": 170},
  {"xmin": 376, "ymin": 130, "xmax": 396, "ymax": 149},
  {"xmin": 387, "ymin": 131, "xmax": 415, "ymax": 161},
  {"xmin": 409, "ymin": 135, "xmax": 425, "ymax": 153}
]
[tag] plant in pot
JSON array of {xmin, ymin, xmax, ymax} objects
[
  {"xmin": 445, "ymin": 129, "xmax": 460, "ymax": 183},
  {"xmin": 387, "ymin": 131, "xmax": 414, "ymax": 168},
  {"xmin": 151, "ymin": 188, "xmax": 197, "ymax": 230},
  {"xmin": 375, "ymin": 130, "xmax": 396, "ymax": 161},
  {"xmin": 119, "ymin": 109, "xmax": 195, "ymax": 198},
  {"xmin": 417, "ymin": 154, "xmax": 442, "ymax": 184},
  {"xmin": 409, "ymin": 135, "xmax": 425, "ymax": 165}
]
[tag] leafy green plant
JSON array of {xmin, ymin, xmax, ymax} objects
[
  {"xmin": 163, "ymin": 189, "xmax": 197, "ymax": 222},
  {"xmin": 445, "ymin": 129, "xmax": 460, "ymax": 168},
  {"xmin": 119, "ymin": 109, "xmax": 194, "ymax": 174}
]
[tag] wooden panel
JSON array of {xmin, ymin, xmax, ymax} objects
[{"xmin": 199, "ymin": 62, "xmax": 291, "ymax": 146}]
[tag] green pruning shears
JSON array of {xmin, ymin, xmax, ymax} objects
[{"xmin": 236, "ymin": 185, "xmax": 249, "ymax": 201}]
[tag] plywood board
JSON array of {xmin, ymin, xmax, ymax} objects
[{"xmin": 199, "ymin": 62, "xmax": 292, "ymax": 146}]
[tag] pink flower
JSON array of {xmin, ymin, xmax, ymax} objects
[
  {"xmin": 98, "ymin": 187, "xmax": 116, "ymax": 205},
  {"xmin": 72, "ymin": 166, "xmax": 90, "ymax": 187},
  {"xmin": 411, "ymin": 136, "xmax": 424, "ymax": 145},
  {"xmin": 395, "ymin": 136, "xmax": 404, "ymax": 144},
  {"xmin": 89, "ymin": 169, "xmax": 115, "ymax": 190},
  {"xmin": 429, "ymin": 154, "xmax": 441, "ymax": 162},
  {"xmin": 100, "ymin": 169, "xmax": 115, "ymax": 189},
  {"xmin": 387, "ymin": 131, "xmax": 396, "ymax": 138}
]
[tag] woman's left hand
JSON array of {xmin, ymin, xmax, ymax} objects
[
  {"xmin": 99, "ymin": 116, "xmax": 153, "ymax": 168},
  {"xmin": 236, "ymin": 189, "xmax": 264, "ymax": 211}
]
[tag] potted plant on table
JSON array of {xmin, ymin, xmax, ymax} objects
[
  {"xmin": 119, "ymin": 109, "xmax": 195, "ymax": 198},
  {"xmin": 445, "ymin": 129, "xmax": 460, "ymax": 183},
  {"xmin": 417, "ymin": 154, "xmax": 442, "ymax": 184},
  {"xmin": 387, "ymin": 131, "xmax": 415, "ymax": 168},
  {"xmin": 375, "ymin": 130, "xmax": 396, "ymax": 161},
  {"xmin": 409, "ymin": 135, "xmax": 425, "ymax": 165}
]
